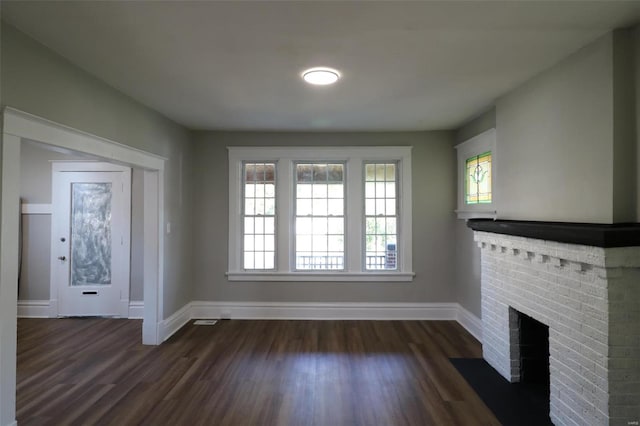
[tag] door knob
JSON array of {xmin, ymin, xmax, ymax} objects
[{"xmin": 58, "ymin": 256, "xmax": 66, "ymax": 261}]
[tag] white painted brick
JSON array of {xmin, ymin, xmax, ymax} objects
[{"xmin": 475, "ymin": 231, "xmax": 640, "ymax": 425}]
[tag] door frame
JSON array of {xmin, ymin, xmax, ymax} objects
[
  {"xmin": 51, "ymin": 161, "xmax": 132, "ymax": 318},
  {"xmin": 1, "ymin": 107, "xmax": 166, "ymax": 424}
]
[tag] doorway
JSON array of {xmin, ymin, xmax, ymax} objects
[{"xmin": 1, "ymin": 108, "xmax": 166, "ymax": 425}]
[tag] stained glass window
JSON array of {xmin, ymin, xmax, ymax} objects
[
  {"xmin": 465, "ymin": 151, "xmax": 492, "ymax": 204},
  {"xmin": 243, "ymin": 163, "xmax": 276, "ymax": 270}
]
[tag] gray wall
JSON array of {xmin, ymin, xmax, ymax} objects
[
  {"xmin": 191, "ymin": 131, "xmax": 458, "ymax": 303},
  {"xmin": 2, "ymin": 23, "xmax": 194, "ymax": 318},
  {"xmin": 453, "ymin": 109, "xmax": 496, "ymax": 318},
  {"xmin": 612, "ymin": 29, "xmax": 636, "ymax": 223},
  {"xmin": 636, "ymin": 26, "xmax": 640, "ymax": 221},
  {"xmin": 18, "ymin": 142, "xmax": 145, "ymax": 302},
  {"xmin": 495, "ymin": 31, "xmax": 636, "ymax": 223}
]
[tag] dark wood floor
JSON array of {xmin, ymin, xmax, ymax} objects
[{"xmin": 17, "ymin": 318, "xmax": 498, "ymax": 425}]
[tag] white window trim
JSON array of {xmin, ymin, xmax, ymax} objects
[
  {"xmin": 454, "ymin": 128, "xmax": 497, "ymax": 220},
  {"xmin": 227, "ymin": 146, "xmax": 414, "ymax": 282}
]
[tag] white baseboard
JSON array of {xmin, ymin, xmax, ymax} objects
[
  {"xmin": 128, "ymin": 301, "xmax": 144, "ymax": 319},
  {"xmin": 158, "ymin": 303, "xmax": 192, "ymax": 342},
  {"xmin": 18, "ymin": 300, "xmax": 145, "ymax": 319},
  {"xmin": 27, "ymin": 299, "xmax": 482, "ymax": 346},
  {"xmin": 190, "ymin": 301, "xmax": 459, "ymax": 321},
  {"xmin": 17, "ymin": 300, "xmax": 52, "ymax": 318},
  {"xmin": 456, "ymin": 304, "xmax": 482, "ymax": 342}
]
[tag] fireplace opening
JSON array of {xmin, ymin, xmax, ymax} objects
[{"xmin": 517, "ymin": 311, "xmax": 550, "ymax": 389}]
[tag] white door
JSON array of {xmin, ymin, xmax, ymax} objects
[{"xmin": 51, "ymin": 162, "xmax": 131, "ymax": 317}]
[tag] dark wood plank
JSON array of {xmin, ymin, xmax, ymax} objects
[{"xmin": 17, "ymin": 318, "xmax": 499, "ymax": 425}]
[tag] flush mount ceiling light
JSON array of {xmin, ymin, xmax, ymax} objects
[{"xmin": 302, "ymin": 67, "xmax": 341, "ymax": 85}]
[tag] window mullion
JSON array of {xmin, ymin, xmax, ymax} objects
[
  {"xmin": 346, "ymin": 160, "xmax": 363, "ymax": 272},
  {"xmin": 276, "ymin": 159, "xmax": 292, "ymax": 272}
]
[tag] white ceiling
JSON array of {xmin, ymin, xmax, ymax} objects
[{"xmin": 3, "ymin": 1, "xmax": 640, "ymax": 131}]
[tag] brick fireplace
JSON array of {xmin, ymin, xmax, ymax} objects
[{"xmin": 468, "ymin": 220, "xmax": 640, "ymax": 426}]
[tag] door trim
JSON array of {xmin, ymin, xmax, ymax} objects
[
  {"xmin": 2, "ymin": 107, "xmax": 166, "ymax": 339},
  {"xmin": 50, "ymin": 162, "xmax": 132, "ymax": 318}
]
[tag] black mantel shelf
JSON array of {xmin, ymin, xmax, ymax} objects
[{"xmin": 466, "ymin": 219, "xmax": 640, "ymax": 248}]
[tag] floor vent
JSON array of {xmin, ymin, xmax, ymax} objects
[{"xmin": 194, "ymin": 319, "xmax": 218, "ymax": 326}]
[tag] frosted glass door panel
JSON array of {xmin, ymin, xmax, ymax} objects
[{"xmin": 70, "ymin": 183, "xmax": 112, "ymax": 286}]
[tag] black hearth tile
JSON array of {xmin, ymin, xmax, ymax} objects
[{"xmin": 450, "ymin": 358, "xmax": 553, "ymax": 426}]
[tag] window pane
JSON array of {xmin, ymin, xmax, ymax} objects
[
  {"xmin": 255, "ymin": 199, "xmax": 265, "ymax": 215},
  {"xmin": 264, "ymin": 253, "xmax": 275, "ymax": 269},
  {"xmin": 245, "ymin": 199, "xmax": 254, "ymax": 215},
  {"xmin": 328, "ymin": 199, "xmax": 344, "ymax": 216},
  {"xmin": 264, "ymin": 217, "xmax": 275, "ymax": 234},
  {"xmin": 328, "ymin": 164, "xmax": 343, "ymax": 182},
  {"xmin": 313, "ymin": 164, "xmax": 327, "ymax": 181},
  {"xmin": 255, "ymin": 235, "xmax": 264, "ymax": 251},
  {"xmin": 328, "ymin": 218, "xmax": 344, "ymax": 234},
  {"xmin": 328, "ymin": 184, "xmax": 343, "ymax": 198},
  {"xmin": 265, "ymin": 198, "xmax": 275, "ymax": 215},
  {"xmin": 312, "ymin": 235, "xmax": 328, "ymax": 251},
  {"xmin": 297, "ymin": 184, "xmax": 311, "ymax": 198},
  {"xmin": 265, "ymin": 184, "xmax": 275, "ymax": 197},
  {"xmin": 295, "ymin": 162, "xmax": 345, "ymax": 270},
  {"xmin": 255, "ymin": 217, "xmax": 264, "ymax": 233},
  {"xmin": 244, "ymin": 217, "xmax": 254, "ymax": 234},
  {"xmin": 244, "ymin": 252, "xmax": 254, "ymax": 269},
  {"xmin": 312, "ymin": 199, "xmax": 327, "ymax": 214},
  {"xmin": 385, "ymin": 164, "xmax": 396, "ymax": 181},
  {"xmin": 365, "ymin": 199, "xmax": 375, "ymax": 216},
  {"xmin": 297, "ymin": 199, "xmax": 312, "ymax": 216},
  {"xmin": 364, "ymin": 162, "xmax": 399, "ymax": 270},
  {"xmin": 365, "ymin": 164, "xmax": 376, "ymax": 181},
  {"xmin": 466, "ymin": 151, "xmax": 492, "ymax": 204},
  {"xmin": 243, "ymin": 162, "xmax": 276, "ymax": 270},
  {"xmin": 264, "ymin": 235, "xmax": 275, "ymax": 251},
  {"xmin": 386, "ymin": 182, "xmax": 396, "ymax": 198},
  {"xmin": 297, "ymin": 164, "xmax": 313, "ymax": 182},
  {"xmin": 312, "ymin": 184, "xmax": 328, "ymax": 198},
  {"xmin": 386, "ymin": 199, "xmax": 396, "ymax": 216},
  {"xmin": 312, "ymin": 217, "xmax": 327, "ymax": 235},
  {"xmin": 365, "ymin": 182, "xmax": 375, "ymax": 198},
  {"xmin": 297, "ymin": 235, "xmax": 311, "ymax": 251},
  {"xmin": 297, "ymin": 217, "xmax": 312, "ymax": 234}
]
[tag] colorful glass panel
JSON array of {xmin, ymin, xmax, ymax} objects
[{"xmin": 465, "ymin": 151, "xmax": 492, "ymax": 204}]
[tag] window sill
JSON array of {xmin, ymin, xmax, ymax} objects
[
  {"xmin": 455, "ymin": 210, "xmax": 497, "ymax": 220},
  {"xmin": 226, "ymin": 271, "xmax": 416, "ymax": 282}
]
